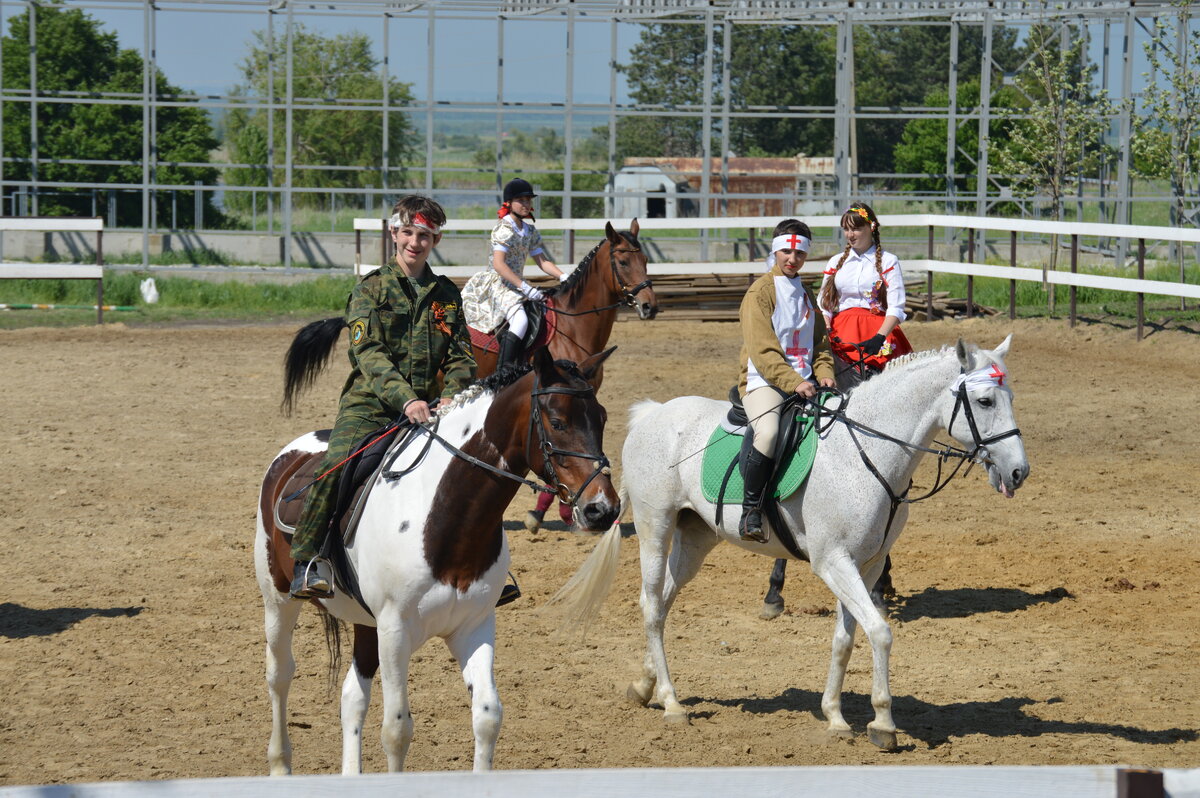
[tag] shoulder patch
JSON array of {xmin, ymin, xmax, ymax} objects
[{"xmin": 350, "ymin": 319, "xmax": 367, "ymax": 346}]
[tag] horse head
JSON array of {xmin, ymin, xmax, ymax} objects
[
  {"xmin": 515, "ymin": 346, "xmax": 621, "ymax": 531},
  {"xmin": 944, "ymin": 335, "xmax": 1030, "ymax": 498},
  {"xmin": 604, "ymin": 219, "xmax": 657, "ymax": 320}
]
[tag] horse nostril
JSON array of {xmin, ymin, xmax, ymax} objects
[{"xmin": 1012, "ymin": 467, "xmax": 1026, "ymax": 486}]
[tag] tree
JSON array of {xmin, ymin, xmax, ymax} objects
[
  {"xmin": 1133, "ymin": 2, "xmax": 1200, "ymax": 301},
  {"xmin": 224, "ymin": 25, "xmax": 415, "ymax": 213},
  {"xmin": 992, "ymin": 24, "xmax": 1115, "ymax": 297},
  {"xmin": 615, "ymin": 22, "xmax": 711, "ymax": 159},
  {"xmin": 855, "ymin": 23, "xmax": 1024, "ymax": 176},
  {"xmin": 1, "ymin": 6, "xmax": 221, "ymax": 227},
  {"xmin": 892, "ymin": 78, "xmax": 1020, "ymax": 204}
]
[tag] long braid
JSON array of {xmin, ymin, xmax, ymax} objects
[
  {"xmin": 873, "ymin": 226, "xmax": 887, "ymax": 313},
  {"xmin": 819, "ymin": 244, "xmax": 852, "ymax": 315}
]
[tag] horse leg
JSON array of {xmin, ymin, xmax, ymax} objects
[
  {"xmin": 814, "ymin": 552, "xmax": 898, "ymax": 750},
  {"xmin": 870, "ymin": 555, "xmax": 895, "ymax": 607},
  {"xmin": 762, "ymin": 558, "xmax": 788, "ymax": 620},
  {"xmin": 341, "ymin": 625, "xmax": 378, "ymax": 774},
  {"xmin": 376, "ymin": 620, "xmax": 416, "ymax": 771},
  {"xmin": 633, "ymin": 514, "xmax": 699, "ymax": 723},
  {"xmin": 447, "ymin": 615, "xmax": 502, "ymax": 771},
  {"xmin": 262, "ymin": 593, "xmax": 304, "ymax": 775}
]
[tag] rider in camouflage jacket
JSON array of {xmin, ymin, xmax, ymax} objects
[{"xmin": 289, "ymin": 196, "xmax": 475, "ymax": 598}]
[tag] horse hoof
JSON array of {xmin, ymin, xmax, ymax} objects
[
  {"xmin": 759, "ymin": 600, "xmax": 784, "ymax": 620},
  {"xmin": 626, "ymin": 682, "xmax": 651, "ymax": 707},
  {"xmin": 868, "ymin": 726, "xmax": 898, "ymax": 750},
  {"xmin": 524, "ymin": 511, "xmax": 543, "ymax": 532},
  {"xmin": 826, "ymin": 726, "xmax": 854, "ymax": 742},
  {"xmin": 663, "ymin": 708, "xmax": 689, "ymax": 725}
]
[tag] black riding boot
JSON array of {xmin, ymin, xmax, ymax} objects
[
  {"xmin": 738, "ymin": 448, "xmax": 774, "ymax": 543},
  {"xmin": 496, "ymin": 330, "xmax": 524, "ymax": 370}
]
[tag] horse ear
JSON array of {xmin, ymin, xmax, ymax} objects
[
  {"xmin": 605, "ymin": 221, "xmax": 620, "ymax": 244},
  {"xmin": 579, "ymin": 346, "xmax": 617, "ymax": 381},
  {"xmin": 993, "ymin": 334, "xmax": 1012, "ymax": 360},
  {"xmin": 532, "ymin": 344, "xmax": 560, "ymax": 381},
  {"xmin": 955, "ymin": 338, "xmax": 971, "ymax": 370},
  {"xmin": 630, "ymin": 218, "xmax": 640, "ymax": 237}
]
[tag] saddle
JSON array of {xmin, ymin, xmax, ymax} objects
[
  {"xmin": 274, "ymin": 423, "xmax": 427, "ymax": 611},
  {"xmin": 701, "ymin": 387, "xmax": 825, "ymax": 560},
  {"xmin": 468, "ymin": 297, "xmax": 557, "ymax": 355}
]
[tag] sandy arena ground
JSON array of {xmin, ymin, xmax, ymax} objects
[{"xmin": 1, "ymin": 313, "xmax": 1198, "ymax": 784}]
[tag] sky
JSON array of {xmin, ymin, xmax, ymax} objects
[{"xmin": 0, "ymin": 6, "xmax": 1165, "ymax": 112}]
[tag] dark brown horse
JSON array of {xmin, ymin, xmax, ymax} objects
[
  {"xmin": 471, "ymin": 219, "xmax": 656, "ymax": 390},
  {"xmin": 256, "ymin": 346, "xmax": 620, "ymax": 774}
]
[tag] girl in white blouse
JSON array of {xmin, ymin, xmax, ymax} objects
[
  {"xmin": 461, "ymin": 178, "xmax": 565, "ymax": 368},
  {"xmin": 817, "ymin": 202, "xmax": 913, "ymax": 387}
]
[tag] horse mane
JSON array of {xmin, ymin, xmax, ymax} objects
[
  {"xmin": 434, "ymin": 358, "xmax": 593, "ymax": 420},
  {"xmin": 545, "ymin": 239, "xmax": 604, "ymax": 306},
  {"xmin": 435, "ymin": 363, "xmax": 533, "ymax": 419}
]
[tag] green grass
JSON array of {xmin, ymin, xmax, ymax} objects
[{"xmin": 0, "ymin": 271, "xmax": 355, "ymax": 329}]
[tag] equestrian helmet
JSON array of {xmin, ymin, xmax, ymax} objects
[{"xmin": 503, "ymin": 178, "xmax": 537, "ymax": 203}]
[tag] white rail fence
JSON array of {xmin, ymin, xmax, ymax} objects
[
  {"xmin": 357, "ymin": 214, "xmax": 1200, "ymax": 340},
  {"xmin": 0, "ymin": 765, "xmax": 1197, "ymax": 798},
  {"xmin": 0, "ymin": 217, "xmax": 106, "ymax": 323}
]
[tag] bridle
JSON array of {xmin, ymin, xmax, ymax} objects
[
  {"xmin": 797, "ymin": 366, "xmax": 1023, "ymax": 545},
  {"xmin": 543, "ymin": 236, "xmax": 653, "ymax": 318},
  {"xmin": 526, "ymin": 370, "xmax": 612, "ymax": 505},
  {"xmin": 394, "ymin": 368, "xmax": 611, "ymax": 506}
]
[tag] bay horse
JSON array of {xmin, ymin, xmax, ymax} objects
[
  {"xmin": 547, "ymin": 338, "xmax": 1029, "ymax": 749},
  {"xmin": 255, "ymin": 346, "xmax": 619, "ymax": 773},
  {"xmin": 471, "ymin": 219, "xmax": 657, "ymax": 386},
  {"xmin": 471, "ymin": 219, "xmax": 655, "ymax": 529}
]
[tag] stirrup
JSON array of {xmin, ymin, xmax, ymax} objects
[
  {"xmin": 290, "ymin": 558, "xmax": 334, "ymax": 600},
  {"xmin": 738, "ymin": 510, "xmax": 769, "ymax": 544},
  {"xmin": 496, "ymin": 572, "xmax": 521, "ymax": 607}
]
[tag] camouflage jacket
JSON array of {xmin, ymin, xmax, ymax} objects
[{"xmin": 337, "ymin": 262, "xmax": 476, "ymax": 421}]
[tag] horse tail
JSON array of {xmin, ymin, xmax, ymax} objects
[
  {"xmin": 282, "ymin": 317, "xmax": 346, "ymax": 416},
  {"xmin": 627, "ymin": 398, "xmax": 662, "ymax": 431},
  {"xmin": 319, "ymin": 610, "xmax": 345, "ymax": 697},
  {"xmin": 542, "ymin": 481, "xmax": 629, "ymax": 634}
]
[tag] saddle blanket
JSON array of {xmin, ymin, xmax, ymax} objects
[
  {"xmin": 467, "ymin": 297, "xmax": 558, "ymax": 354},
  {"xmin": 699, "ymin": 415, "xmax": 819, "ymax": 505}
]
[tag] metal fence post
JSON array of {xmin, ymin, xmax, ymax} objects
[
  {"xmin": 1009, "ymin": 230, "xmax": 1017, "ymax": 320},
  {"xmin": 1137, "ymin": 238, "xmax": 1145, "ymax": 340},
  {"xmin": 926, "ymin": 224, "xmax": 934, "ymax": 322},
  {"xmin": 966, "ymin": 227, "xmax": 975, "ymax": 319},
  {"xmin": 1069, "ymin": 234, "xmax": 1079, "ymax": 327}
]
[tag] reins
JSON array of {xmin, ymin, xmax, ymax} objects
[{"xmin": 387, "ymin": 370, "xmax": 611, "ymax": 505}]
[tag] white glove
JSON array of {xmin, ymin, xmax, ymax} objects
[
  {"xmin": 558, "ymin": 273, "xmax": 570, "ymax": 282},
  {"xmin": 519, "ymin": 281, "xmax": 545, "ymax": 302}
]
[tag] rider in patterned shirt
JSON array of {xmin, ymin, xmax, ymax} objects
[{"xmin": 461, "ymin": 178, "xmax": 567, "ymax": 369}]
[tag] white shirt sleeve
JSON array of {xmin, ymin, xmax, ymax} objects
[{"xmin": 882, "ymin": 252, "xmax": 907, "ymax": 322}]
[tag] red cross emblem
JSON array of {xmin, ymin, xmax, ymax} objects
[
  {"xmin": 989, "ymin": 364, "xmax": 1006, "ymax": 387},
  {"xmin": 786, "ymin": 234, "xmax": 804, "ymax": 250}
]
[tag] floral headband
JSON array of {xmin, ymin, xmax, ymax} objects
[{"xmin": 845, "ymin": 205, "xmax": 877, "ymax": 230}]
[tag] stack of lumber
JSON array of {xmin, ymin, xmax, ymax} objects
[{"xmin": 904, "ymin": 291, "xmax": 1000, "ymax": 321}]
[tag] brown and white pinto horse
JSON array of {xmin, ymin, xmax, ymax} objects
[
  {"xmin": 255, "ymin": 347, "xmax": 619, "ymax": 774},
  {"xmin": 471, "ymin": 220, "xmax": 657, "ymax": 389}
]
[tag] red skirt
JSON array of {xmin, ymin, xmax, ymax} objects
[{"xmin": 829, "ymin": 307, "xmax": 913, "ymax": 372}]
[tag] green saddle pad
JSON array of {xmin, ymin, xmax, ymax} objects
[{"xmin": 700, "ymin": 408, "xmax": 820, "ymax": 504}]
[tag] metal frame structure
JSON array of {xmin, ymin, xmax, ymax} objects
[{"xmin": 0, "ymin": 0, "xmax": 1188, "ymax": 268}]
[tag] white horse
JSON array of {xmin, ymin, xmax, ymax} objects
[
  {"xmin": 549, "ymin": 338, "xmax": 1029, "ymax": 749},
  {"xmin": 255, "ymin": 347, "xmax": 619, "ymax": 774}
]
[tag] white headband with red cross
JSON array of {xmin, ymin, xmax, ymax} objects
[
  {"xmin": 952, "ymin": 363, "xmax": 1010, "ymax": 394},
  {"xmin": 766, "ymin": 232, "xmax": 811, "ymax": 269}
]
